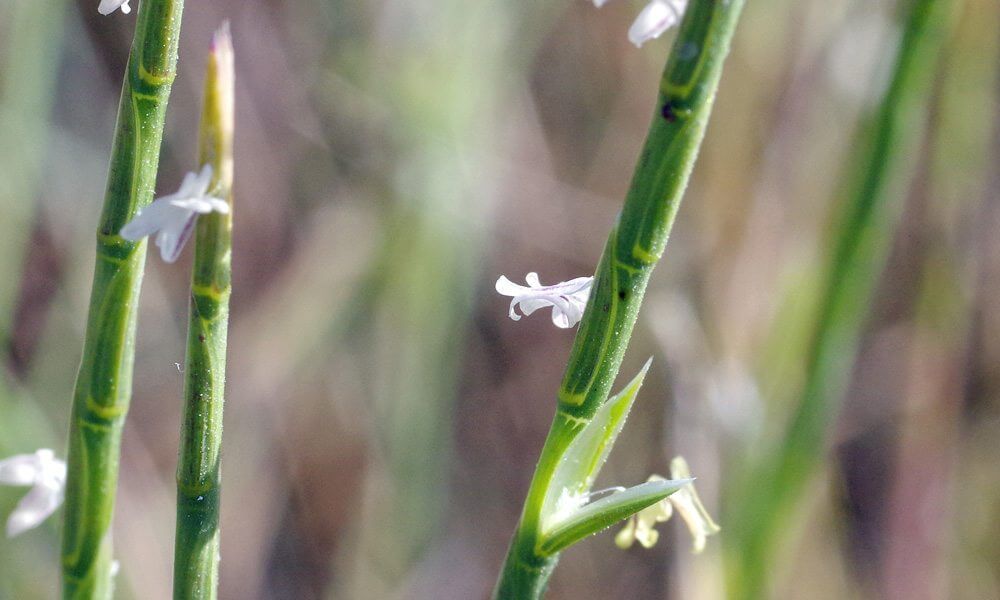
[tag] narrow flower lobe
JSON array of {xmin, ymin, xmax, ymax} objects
[
  {"xmin": 0, "ymin": 449, "xmax": 67, "ymax": 538},
  {"xmin": 98, "ymin": 0, "xmax": 132, "ymax": 15}
]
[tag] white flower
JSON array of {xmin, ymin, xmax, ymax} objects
[
  {"xmin": 120, "ymin": 165, "xmax": 228, "ymax": 263},
  {"xmin": 98, "ymin": 0, "xmax": 132, "ymax": 15},
  {"xmin": 495, "ymin": 272, "xmax": 593, "ymax": 329},
  {"xmin": 591, "ymin": 0, "xmax": 688, "ymax": 48},
  {"xmin": 0, "ymin": 449, "xmax": 67, "ymax": 538},
  {"xmin": 628, "ymin": 0, "xmax": 688, "ymax": 47},
  {"xmin": 615, "ymin": 456, "xmax": 720, "ymax": 552}
]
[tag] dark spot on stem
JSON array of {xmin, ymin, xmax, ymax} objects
[
  {"xmin": 602, "ymin": 303, "xmax": 610, "ymax": 313},
  {"xmin": 661, "ymin": 102, "xmax": 678, "ymax": 122},
  {"xmin": 618, "ymin": 290, "xmax": 627, "ymax": 300},
  {"xmin": 198, "ymin": 334, "xmax": 206, "ymax": 343}
]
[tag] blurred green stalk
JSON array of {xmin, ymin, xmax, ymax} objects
[
  {"xmin": 726, "ymin": 0, "xmax": 954, "ymax": 597},
  {"xmin": 173, "ymin": 26, "xmax": 234, "ymax": 600},
  {"xmin": 493, "ymin": 1, "xmax": 745, "ymax": 597},
  {"xmin": 61, "ymin": 1, "xmax": 185, "ymax": 597},
  {"xmin": 0, "ymin": 0, "xmax": 66, "ymax": 343}
]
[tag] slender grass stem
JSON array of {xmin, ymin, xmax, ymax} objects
[
  {"xmin": 493, "ymin": 2, "xmax": 745, "ymax": 597},
  {"xmin": 726, "ymin": 0, "xmax": 955, "ymax": 596},
  {"xmin": 173, "ymin": 26, "xmax": 234, "ymax": 600},
  {"xmin": 0, "ymin": 0, "xmax": 67, "ymax": 341},
  {"xmin": 61, "ymin": 2, "xmax": 185, "ymax": 597}
]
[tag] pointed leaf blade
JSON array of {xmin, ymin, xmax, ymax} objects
[
  {"xmin": 542, "ymin": 359, "xmax": 653, "ymax": 529},
  {"xmin": 539, "ymin": 478, "xmax": 689, "ymax": 556}
]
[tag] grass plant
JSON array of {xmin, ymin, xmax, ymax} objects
[{"xmin": 493, "ymin": 1, "xmax": 746, "ymax": 597}]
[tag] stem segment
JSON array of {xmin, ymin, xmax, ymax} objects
[
  {"xmin": 173, "ymin": 25, "xmax": 235, "ymax": 600},
  {"xmin": 493, "ymin": 2, "xmax": 745, "ymax": 597},
  {"xmin": 61, "ymin": 2, "xmax": 184, "ymax": 597}
]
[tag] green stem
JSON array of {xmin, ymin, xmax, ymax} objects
[
  {"xmin": 726, "ymin": 0, "xmax": 954, "ymax": 596},
  {"xmin": 61, "ymin": 2, "xmax": 185, "ymax": 598},
  {"xmin": 493, "ymin": 1, "xmax": 745, "ymax": 597},
  {"xmin": 173, "ymin": 27, "xmax": 234, "ymax": 600},
  {"xmin": 0, "ymin": 0, "xmax": 67, "ymax": 341}
]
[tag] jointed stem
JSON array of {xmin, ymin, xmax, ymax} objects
[
  {"xmin": 61, "ymin": 2, "xmax": 185, "ymax": 598},
  {"xmin": 493, "ymin": 1, "xmax": 745, "ymax": 597},
  {"xmin": 173, "ymin": 28, "xmax": 234, "ymax": 600}
]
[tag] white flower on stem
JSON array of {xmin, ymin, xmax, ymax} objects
[
  {"xmin": 98, "ymin": 0, "xmax": 132, "ymax": 15},
  {"xmin": 628, "ymin": 0, "xmax": 688, "ymax": 47},
  {"xmin": 495, "ymin": 272, "xmax": 593, "ymax": 329},
  {"xmin": 0, "ymin": 449, "xmax": 67, "ymax": 538},
  {"xmin": 591, "ymin": 0, "xmax": 688, "ymax": 48},
  {"xmin": 615, "ymin": 456, "xmax": 720, "ymax": 552},
  {"xmin": 120, "ymin": 165, "xmax": 228, "ymax": 263}
]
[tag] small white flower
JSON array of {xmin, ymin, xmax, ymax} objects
[
  {"xmin": 120, "ymin": 165, "xmax": 228, "ymax": 263},
  {"xmin": 628, "ymin": 0, "xmax": 688, "ymax": 47},
  {"xmin": 615, "ymin": 456, "xmax": 720, "ymax": 552},
  {"xmin": 591, "ymin": 0, "xmax": 687, "ymax": 48},
  {"xmin": 495, "ymin": 272, "xmax": 593, "ymax": 329},
  {"xmin": 0, "ymin": 449, "xmax": 67, "ymax": 538},
  {"xmin": 98, "ymin": 0, "xmax": 132, "ymax": 15}
]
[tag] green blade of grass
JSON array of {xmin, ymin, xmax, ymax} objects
[{"xmin": 725, "ymin": 1, "xmax": 957, "ymax": 597}]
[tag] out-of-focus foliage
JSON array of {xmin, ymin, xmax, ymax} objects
[{"xmin": 0, "ymin": 0, "xmax": 997, "ymax": 598}]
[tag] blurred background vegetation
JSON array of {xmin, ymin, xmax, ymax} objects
[{"xmin": 0, "ymin": 0, "xmax": 998, "ymax": 598}]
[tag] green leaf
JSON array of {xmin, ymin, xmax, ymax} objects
[
  {"xmin": 538, "ymin": 478, "xmax": 689, "ymax": 556},
  {"xmin": 540, "ymin": 359, "xmax": 652, "ymax": 532}
]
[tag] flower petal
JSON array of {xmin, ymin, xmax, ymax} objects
[
  {"xmin": 0, "ymin": 453, "xmax": 42, "ymax": 486},
  {"xmin": 97, "ymin": 0, "xmax": 129, "ymax": 16},
  {"xmin": 556, "ymin": 300, "xmax": 586, "ymax": 329},
  {"xmin": 169, "ymin": 196, "xmax": 228, "ymax": 215},
  {"xmin": 495, "ymin": 275, "xmax": 526, "ymax": 297},
  {"xmin": 551, "ymin": 305, "xmax": 571, "ymax": 329},
  {"xmin": 189, "ymin": 164, "xmax": 215, "ymax": 198},
  {"xmin": 5, "ymin": 479, "xmax": 63, "ymax": 538},
  {"xmin": 205, "ymin": 198, "xmax": 230, "ymax": 214},
  {"xmin": 175, "ymin": 170, "xmax": 201, "ymax": 198},
  {"xmin": 628, "ymin": 0, "xmax": 687, "ymax": 48},
  {"xmin": 156, "ymin": 213, "xmax": 199, "ymax": 263},
  {"xmin": 119, "ymin": 198, "xmax": 182, "ymax": 241},
  {"xmin": 518, "ymin": 297, "xmax": 555, "ymax": 318}
]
